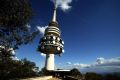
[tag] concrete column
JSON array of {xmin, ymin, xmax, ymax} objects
[{"xmin": 45, "ymin": 54, "xmax": 54, "ymax": 70}]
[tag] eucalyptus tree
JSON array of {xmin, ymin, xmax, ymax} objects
[
  {"xmin": 0, "ymin": 0, "xmax": 39, "ymax": 79},
  {"xmin": 0, "ymin": 0, "xmax": 39, "ymax": 50}
]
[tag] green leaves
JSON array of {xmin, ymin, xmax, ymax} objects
[
  {"xmin": 0, "ymin": 1, "xmax": 39, "ymax": 79},
  {"xmin": 0, "ymin": 0, "xmax": 39, "ymax": 49},
  {"xmin": 0, "ymin": 58, "xmax": 39, "ymax": 79}
]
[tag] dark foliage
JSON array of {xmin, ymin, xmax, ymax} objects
[
  {"xmin": 70, "ymin": 68, "xmax": 82, "ymax": 77},
  {"xmin": 0, "ymin": 0, "xmax": 32, "ymax": 28},
  {"xmin": 0, "ymin": 58, "xmax": 39, "ymax": 80},
  {"xmin": 0, "ymin": 46, "xmax": 39, "ymax": 80},
  {"xmin": 0, "ymin": 0, "xmax": 40, "ymax": 79},
  {"xmin": 104, "ymin": 73, "xmax": 120, "ymax": 80},
  {"xmin": 40, "ymin": 67, "xmax": 50, "ymax": 76},
  {"xmin": 85, "ymin": 72, "xmax": 120, "ymax": 80},
  {"xmin": 66, "ymin": 68, "xmax": 84, "ymax": 80},
  {"xmin": 0, "ymin": 0, "xmax": 39, "ymax": 49}
]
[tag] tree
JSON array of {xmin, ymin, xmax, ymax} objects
[
  {"xmin": 0, "ymin": 0, "xmax": 39, "ymax": 49},
  {"xmin": 0, "ymin": 0, "xmax": 32, "ymax": 27},
  {"xmin": 0, "ymin": 0, "xmax": 39, "ymax": 79},
  {"xmin": 20, "ymin": 58, "xmax": 39, "ymax": 77},
  {"xmin": 0, "ymin": 46, "xmax": 15, "ymax": 79},
  {"xmin": 40, "ymin": 67, "xmax": 50, "ymax": 76},
  {"xmin": 70, "ymin": 68, "xmax": 82, "ymax": 77},
  {"xmin": 0, "ymin": 58, "xmax": 39, "ymax": 79}
]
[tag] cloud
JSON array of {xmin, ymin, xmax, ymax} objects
[
  {"xmin": 11, "ymin": 56, "xmax": 19, "ymax": 61},
  {"xmin": 40, "ymin": 53, "xmax": 46, "ymax": 57},
  {"xmin": 37, "ymin": 26, "xmax": 48, "ymax": 35},
  {"xmin": 96, "ymin": 57, "xmax": 105, "ymax": 64},
  {"xmin": 11, "ymin": 50, "xmax": 15, "ymax": 55},
  {"xmin": 13, "ymin": 57, "xmax": 19, "ymax": 61},
  {"xmin": 8, "ymin": 48, "xmax": 16, "ymax": 55},
  {"xmin": 83, "ymin": 57, "xmax": 120, "ymax": 73},
  {"xmin": 64, "ymin": 62, "xmax": 90, "ymax": 69},
  {"xmin": 72, "ymin": 63, "xmax": 90, "ymax": 69},
  {"xmin": 95, "ymin": 57, "xmax": 120, "ymax": 67},
  {"xmin": 51, "ymin": 0, "xmax": 73, "ymax": 11},
  {"xmin": 67, "ymin": 62, "xmax": 72, "ymax": 65},
  {"xmin": 95, "ymin": 57, "xmax": 120, "ymax": 64},
  {"xmin": 64, "ymin": 57, "xmax": 120, "ymax": 73}
]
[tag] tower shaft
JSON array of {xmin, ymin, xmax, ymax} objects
[{"xmin": 45, "ymin": 54, "xmax": 54, "ymax": 70}]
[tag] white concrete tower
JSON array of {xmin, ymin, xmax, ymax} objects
[
  {"xmin": 38, "ymin": 0, "xmax": 64, "ymax": 71},
  {"xmin": 45, "ymin": 53, "xmax": 55, "ymax": 70}
]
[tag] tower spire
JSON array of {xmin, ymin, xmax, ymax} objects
[{"xmin": 52, "ymin": 0, "xmax": 57, "ymax": 22}]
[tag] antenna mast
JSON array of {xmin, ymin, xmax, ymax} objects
[{"xmin": 52, "ymin": 0, "xmax": 57, "ymax": 22}]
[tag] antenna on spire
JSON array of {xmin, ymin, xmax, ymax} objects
[
  {"xmin": 52, "ymin": 0, "xmax": 57, "ymax": 22},
  {"xmin": 54, "ymin": 0, "xmax": 56, "ymax": 9}
]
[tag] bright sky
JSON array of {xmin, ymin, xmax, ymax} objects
[{"xmin": 16, "ymin": 0, "xmax": 120, "ymax": 73}]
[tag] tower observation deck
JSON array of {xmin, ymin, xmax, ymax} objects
[{"xmin": 38, "ymin": 0, "xmax": 64, "ymax": 71}]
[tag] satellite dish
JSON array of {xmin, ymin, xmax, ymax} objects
[
  {"xmin": 43, "ymin": 37, "xmax": 46, "ymax": 40},
  {"xmin": 62, "ymin": 49, "xmax": 64, "ymax": 53},
  {"xmin": 53, "ymin": 36, "xmax": 56, "ymax": 40},
  {"xmin": 57, "ymin": 37, "xmax": 60, "ymax": 41},
  {"xmin": 47, "ymin": 36, "xmax": 51, "ymax": 39},
  {"xmin": 48, "ymin": 41, "xmax": 50, "ymax": 44},
  {"xmin": 62, "ymin": 41, "xmax": 64, "ymax": 44},
  {"xmin": 61, "ymin": 44, "xmax": 64, "ymax": 47},
  {"xmin": 52, "ymin": 41, "xmax": 55, "ymax": 44},
  {"xmin": 57, "ymin": 47, "xmax": 60, "ymax": 51}
]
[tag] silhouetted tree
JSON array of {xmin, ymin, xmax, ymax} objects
[
  {"xmin": 0, "ymin": 46, "xmax": 15, "ymax": 80},
  {"xmin": 40, "ymin": 67, "xmax": 50, "ymax": 76},
  {"xmin": 85, "ymin": 72, "xmax": 103, "ymax": 80},
  {"xmin": 20, "ymin": 58, "xmax": 39, "ymax": 77},
  {"xmin": 0, "ymin": 58, "xmax": 39, "ymax": 79},
  {"xmin": 70, "ymin": 68, "xmax": 82, "ymax": 77}
]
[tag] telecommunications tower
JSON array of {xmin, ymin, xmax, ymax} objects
[{"xmin": 38, "ymin": 0, "xmax": 64, "ymax": 71}]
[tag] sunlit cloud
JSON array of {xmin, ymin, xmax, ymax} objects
[
  {"xmin": 72, "ymin": 63, "xmax": 90, "ymax": 69},
  {"xmin": 12, "ymin": 56, "xmax": 19, "ymax": 61},
  {"xmin": 95, "ymin": 57, "xmax": 120, "ymax": 64},
  {"xmin": 67, "ymin": 62, "xmax": 72, "ymax": 65},
  {"xmin": 96, "ymin": 57, "xmax": 105, "ymax": 64},
  {"xmin": 37, "ymin": 26, "xmax": 48, "ymax": 35},
  {"xmin": 63, "ymin": 57, "xmax": 120, "ymax": 73},
  {"xmin": 40, "ymin": 53, "xmax": 46, "ymax": 57},
  {"xmin": 83, "ymin": 57, "xmax": 120, "ymax": 73},
  {"xmin": 51, "ymin": 0, "xmax": 73, "ymax": 11}
]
